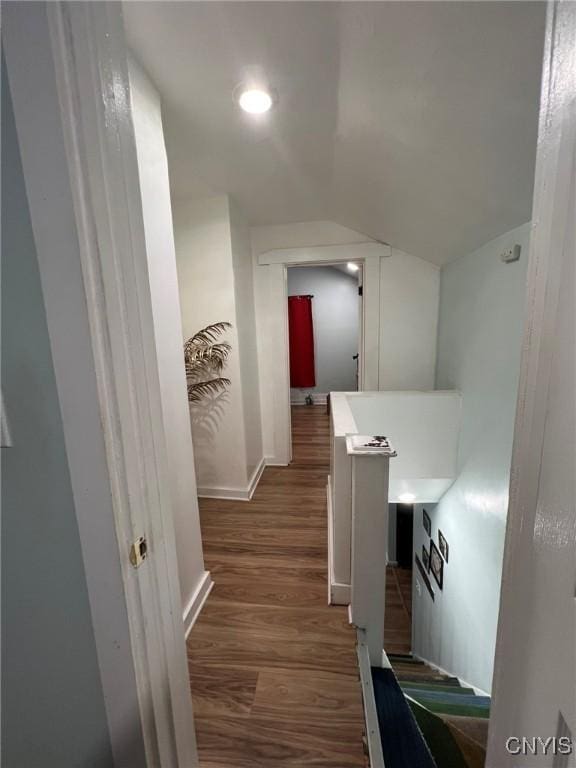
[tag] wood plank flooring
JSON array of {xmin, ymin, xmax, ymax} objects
[
  {"xmin": 187, "ymin": 406, "xmax": 367, "ymax": 767},
  {"xmin": 384, "ymin": 565, "xmax": 413, "ymax": 655}
]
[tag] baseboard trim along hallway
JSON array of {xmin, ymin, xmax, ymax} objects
[
  {"xmin": 183, "ymin": 571, "xmax": 214, "ymax": 639},
  {"xmin": 196, "ymin": 457, "xmax": 266, "ymax": 501}
]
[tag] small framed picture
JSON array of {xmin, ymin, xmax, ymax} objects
[
  {"xmin": 422, "ymin": 543, "xmax": 430, "ymax": 572},
  {"xmin": 423, "ymin": 508, "xmax": 431, "ymax": 537},
  {"xmin": 438, "ymin": 530, "xmax": 449, "ymax": 563},
  {"xmin": 429, "ymin": 540, "xmax": 444, "ymax": 590}
]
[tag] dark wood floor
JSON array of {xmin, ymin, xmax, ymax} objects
[
  {"xmin": 384, "ymin": 565, "xmax": 412, "ymax": 655},
  {"xmin": 187, "ymin": 406, "xmax": 367, "ymax": 767}
]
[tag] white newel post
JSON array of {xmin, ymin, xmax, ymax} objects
[{"xmin": 347, "ymin": 435, "xmax": 396, "ymax": 667}]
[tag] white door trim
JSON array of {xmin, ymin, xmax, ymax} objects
[
  {"xmin": 4, "ymin": 3, "xmax": 198, "ymax": 765},
  {"xmin": 487, "ymin": 1, "xmax": 576, "ymax": 763},
  {"xmin": 257, "ymin": 243, "xmax": 384, "ymax": 465}
]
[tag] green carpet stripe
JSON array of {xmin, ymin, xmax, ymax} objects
[
  {"xmin": 410, "ymin": 698, "xmax": 491, "ymax": 719},
  {"xmin": 396, "ymin": 674, "xmax": 461, "ymax": 686},
  {"xmin": 401, "ymin": 682, "xmax": 476, "ymax": 696},
  {"xmin": 407, "ymin": 699, "xmax": 469, "ymax": 768}
]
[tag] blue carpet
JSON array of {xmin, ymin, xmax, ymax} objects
[{"xmin": 371, "ymin": 667, "xmax": 437, "ymax": 768}]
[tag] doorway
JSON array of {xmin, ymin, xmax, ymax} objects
[
  {"xmin": 386, "ymin": 503, "xmax": 414, "ymax": 656},
  {"xmin": 287, "ymin": 263, "xmax": 362, "ymax": 408}
]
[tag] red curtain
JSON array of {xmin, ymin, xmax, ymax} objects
[{"xmin": 288, "ymin": 295, "xmax": 316, "ymax": 388}]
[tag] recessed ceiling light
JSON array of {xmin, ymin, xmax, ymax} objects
[
  {"xmin": 238, "ymin": 88, "xmax": 273, "ymax": 114},
  {"xmin": 347, "ymin": 262, "xmax": 359, "ymax": 272},
  {"xmin": 399, "ymin": 492, "xmax": 416, "ymax": 503}
]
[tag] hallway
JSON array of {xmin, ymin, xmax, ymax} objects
[{"xmin": 187, "ymin": 406, "xmax": 367, "ymax": 767}]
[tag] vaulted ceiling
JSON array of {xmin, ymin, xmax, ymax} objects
[{"xmin": 124, "ymin": 2, "xmax": 545, "ymax": 265}]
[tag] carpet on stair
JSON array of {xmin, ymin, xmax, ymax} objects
[
  {"xmin": 407, "ymin": 699, "xmax": 470, "ymax": 768},
  {"xmin": 371, "ymin": 667, "xmax": 437, "ymax": 768},
  {"xmin": 400, "ymin": 682, "xmax": 476, "ymax": 696},
  {"xmin": 406, "ymin": 690, "xmax": 491, "ymax": 709}
]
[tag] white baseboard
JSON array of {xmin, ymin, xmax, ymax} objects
[
  {"xmin": 183, "ymin": 570, "xmax": 213, "ymax": 639},
  {"xmin": 247, "ymin": 457, "xmax": 266, "ymax": 498},
  {"xmin": 197, "ymin": 457, "xmax": 266, "ymax": 501},
  {"xmin": 357, "ymin": 629, "xmax": 386, "ymax": 768},
  {"xmin": 411, "ymin": 652, "xmax": 491, "ymax": 697},
  {"xmin": 291, "ymin": 392, "xmax": 328, "ymax": 405},
  {"xmin": 327, "ymin": 477, "xmax": 351, "ymax": 605},
  {"xmin": 331, "ymin": 581, "xmax": 351, "ymax": 605}
]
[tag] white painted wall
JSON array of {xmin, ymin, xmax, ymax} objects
[
  {"xmin": 287, "ymin": 266, "xmax": 359, "ymax": 399},
  {"xmin": 488, "ymin": 6, "xmax": 575, "ymax": 761},
  {"xmin": 174, "ymin": 195, "xmax": 264, "ymax": 496},
  {"xmin": 411, "ymin": 223, "xmax": 530, "ymax": 694},
  {"xmin": 230, "ymin": 199, "xmax": 263, "ymax": 480},
  {"xmin": 174, "ymin": 196, "xmax": 248, "ymax": 493},
  {"xmin": 251, "ymin": 221, "xmax": 440, "ymax": 463},
  {"xmin": 2, "ymin": 55, "xmax": 118, "ymax": 768},
  {"xmin": 251, "ymin": 220, "xmax": 373, "ymax": 257},
  {"xmin": 380, "ymin": 250, "xmax": 440, "ymax": 390},
  {"xmin": 129, "ymin": 58, "xmax": 209, "ymax": 622}
]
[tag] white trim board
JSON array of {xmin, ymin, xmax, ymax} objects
[
  {"xmin": 198, "ymin": 456, "xmax": 266, "ymax": 501},
  {"xmin": 4, "ymin": 4, "xmax": 200, "ymax": 765},
  {"xmin": 255, "ymin": 243, "xmax": 382, "ymax": 467},
  {"xmin": 183, "ymin": 571, "xmax": 213, "ymax": 639},
  {"xmin": 356, "ymin": 629, "xmax": 386, "ymax": 768},
  {"xmin": 327, "ymin": 478, "xmax": 351, "ymax": 605},
  {"xmin": 487, "ymin": 4, "xmax": 576, "ymax": 763},
  {"xmin": 258, "ymin": 241, "xmax": 391, "ymax": 265},
  {"xmin": 264, "ymin": 457, "xmax": 290, "ymax": 467}
]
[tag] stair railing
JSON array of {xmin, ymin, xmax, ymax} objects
[{"xmin": 347, "ymin": 434, "xmax": 396, "ymax": 666}]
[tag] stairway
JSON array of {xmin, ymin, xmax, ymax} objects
[{"xmin": 388, "ymin": 654, "xmax": 490, "ymax": 768}]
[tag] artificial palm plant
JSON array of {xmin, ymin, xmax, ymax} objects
[{"xmin": 184, "ymin": 322, "xmax": 232, "ymax": 403}]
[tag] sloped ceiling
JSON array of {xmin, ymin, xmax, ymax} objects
[{"xmin": 124, "ymin": 2, "xmax": 545, "ymax": 265}]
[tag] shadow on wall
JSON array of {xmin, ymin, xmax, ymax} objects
[{"xmin": 189, "ymin": 391, "xmax": 230, "ymax": 485}]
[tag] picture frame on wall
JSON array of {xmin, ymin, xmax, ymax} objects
[
  {"xmin": 429, "ymin": 540, "xmax": 444, "ymax": 590},
  {"xmin": 438, "ymin": 530, "xmax": 449, "ymax": 563},
  {"xmin": 422, "ymin": 543, "xmax": 430, "ymax": 572},
  {"xmin": 423, "ymin": 508, "xmax": 431, "ymax": 537}
]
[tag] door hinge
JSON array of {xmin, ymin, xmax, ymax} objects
[
  {"xmin": 358, "ymin": 285, "xmax": 363, "ymax": 296},
  {"xmin": 129, "ymin": 536, "xmax": 148, "ymax": 568}
]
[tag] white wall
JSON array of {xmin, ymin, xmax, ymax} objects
[
  {"xmin": 129, "ymin": 58, "xmax": 209, "ymax": 621},
  {"xmin": 174, "ymin": 196, "xmax": 248, "ymax": 492},
  {"xmin": 230, "ymin": 200, "xmax": 263, "ymax": 479},
  {"xmin": 488, "ymin": 9, "xmax": 575, "ymax": 761},
  {"xmin": 287, "ymin": 266, "xmax": 359, "ymax": 399},
  {"xmin": 174, "ymin": 195, "xmax": 264, "ymax": 496},
  {"xmin": 2, "ymin": 55, "xmax": 118, "ymax": 768},
  {"xmin": 380, "ymin": 250, "xmax": 440, "ymax": 390},
  {"xmin": 412, "ymin": 223, "xmax": 530, "ymax": 694},
  {"xmin": 251, "ymin": 221, "xmax": 440, "ymax": 463},
  {"xmin": 251, "ymin": 220, "xmax": 373, "ymax": 257}
]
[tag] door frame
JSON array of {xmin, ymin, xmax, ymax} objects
[
  {"xmin": 257, "ymin": 242, "xmax": 387, "ymax": 464},
  {"xmin": 4, "ymin": 3, "xmax": 198, "ymax": 765},
  {"xmin": 487, "ymin": 0, "xmax": 576, "ymax": 763},
  {"xmin": 284, "ymin": 261, "xmax": 364, "ymax": 403}
]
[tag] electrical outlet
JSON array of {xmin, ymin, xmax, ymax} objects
[{"xmin": 501, "ymin": 244, "xmax": 521, "ymax": 263}]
